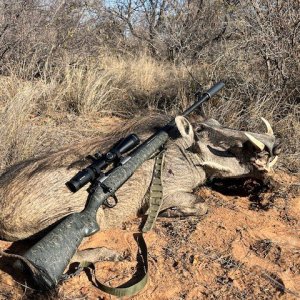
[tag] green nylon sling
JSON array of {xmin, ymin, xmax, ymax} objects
[{"xmin": 87, "ymin": 151, "xmax": 165, "ymax": 297}]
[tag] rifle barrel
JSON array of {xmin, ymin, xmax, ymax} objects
[{"xmin": 182, "ymin": 81, "xmax": 224, "ymax": 117}]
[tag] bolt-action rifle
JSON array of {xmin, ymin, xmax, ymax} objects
[{"xmin": 15, "ymin": 82, "xmax": 225, "ymax": 293}]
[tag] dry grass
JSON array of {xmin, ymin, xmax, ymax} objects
[
  {"xmin": 0, "ymin": 76, "xmax": 47, "ymax": 169},
  {"xmin": 0, "ymin": 53, "xmax": 299, "ymax": 172}
]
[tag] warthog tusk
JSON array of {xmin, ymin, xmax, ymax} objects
[
  {"xmin": 261, "ymin": 117, "xmax": 274, "ymax": 135},
  {"xmin": 267, "ymin": 155, "xmax": 278, "ymax": 168},
  {"xmin": 245, "ymin": 133, "xmax": 265, "ymax": 151}
]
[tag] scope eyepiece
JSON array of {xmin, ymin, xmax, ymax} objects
[{"xmin": 66, "ymin": 134, "xmax": 140, "ymax": 193}]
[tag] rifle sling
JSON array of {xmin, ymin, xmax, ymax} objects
[{"xmin": 85, "ymin": 151, "xmax": 165, "ymax": 297}]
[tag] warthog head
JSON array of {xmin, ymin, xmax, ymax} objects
[{"xmin": 175, "ymin": 116, "xmax": 280, "ymax": 180}]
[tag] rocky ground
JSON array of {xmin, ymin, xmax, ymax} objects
[{"xmin": 0, "ymin": 171, "xmax": 299, "ymax": 300}]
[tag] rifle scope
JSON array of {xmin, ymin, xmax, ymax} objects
[{"xmin": 66, "ymin": 134, "xmax": 140, "ymax": 193}]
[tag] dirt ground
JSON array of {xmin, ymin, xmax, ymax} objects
[{"xmin": 0, "ymin": 170, "xmax": 299, "ymax": 300}]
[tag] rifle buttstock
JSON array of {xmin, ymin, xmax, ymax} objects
[{"xmin": 16, "ymin": 211, "xmax": 99, "ymax": 290}]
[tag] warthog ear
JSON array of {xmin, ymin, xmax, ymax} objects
[{"xmin": 175, "ymin": 116, "xmax": 195, "ymax": 148}]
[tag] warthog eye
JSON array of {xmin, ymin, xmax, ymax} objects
[
  {"xmin": 195, "ymin": 125, "xmax": 204, "ymax": 133},
  {"xmin": 273, "ymin": 143, "xmax": 282, "ymax": 156}
]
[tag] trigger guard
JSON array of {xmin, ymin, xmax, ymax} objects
[{"xmin": 103, "ymin": 195, "xmax": 118, "ymax": 208}]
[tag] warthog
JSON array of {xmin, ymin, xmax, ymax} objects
[{"xmin": 0, "ymin": 115, "xmax": 280, "ymax": 242}]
